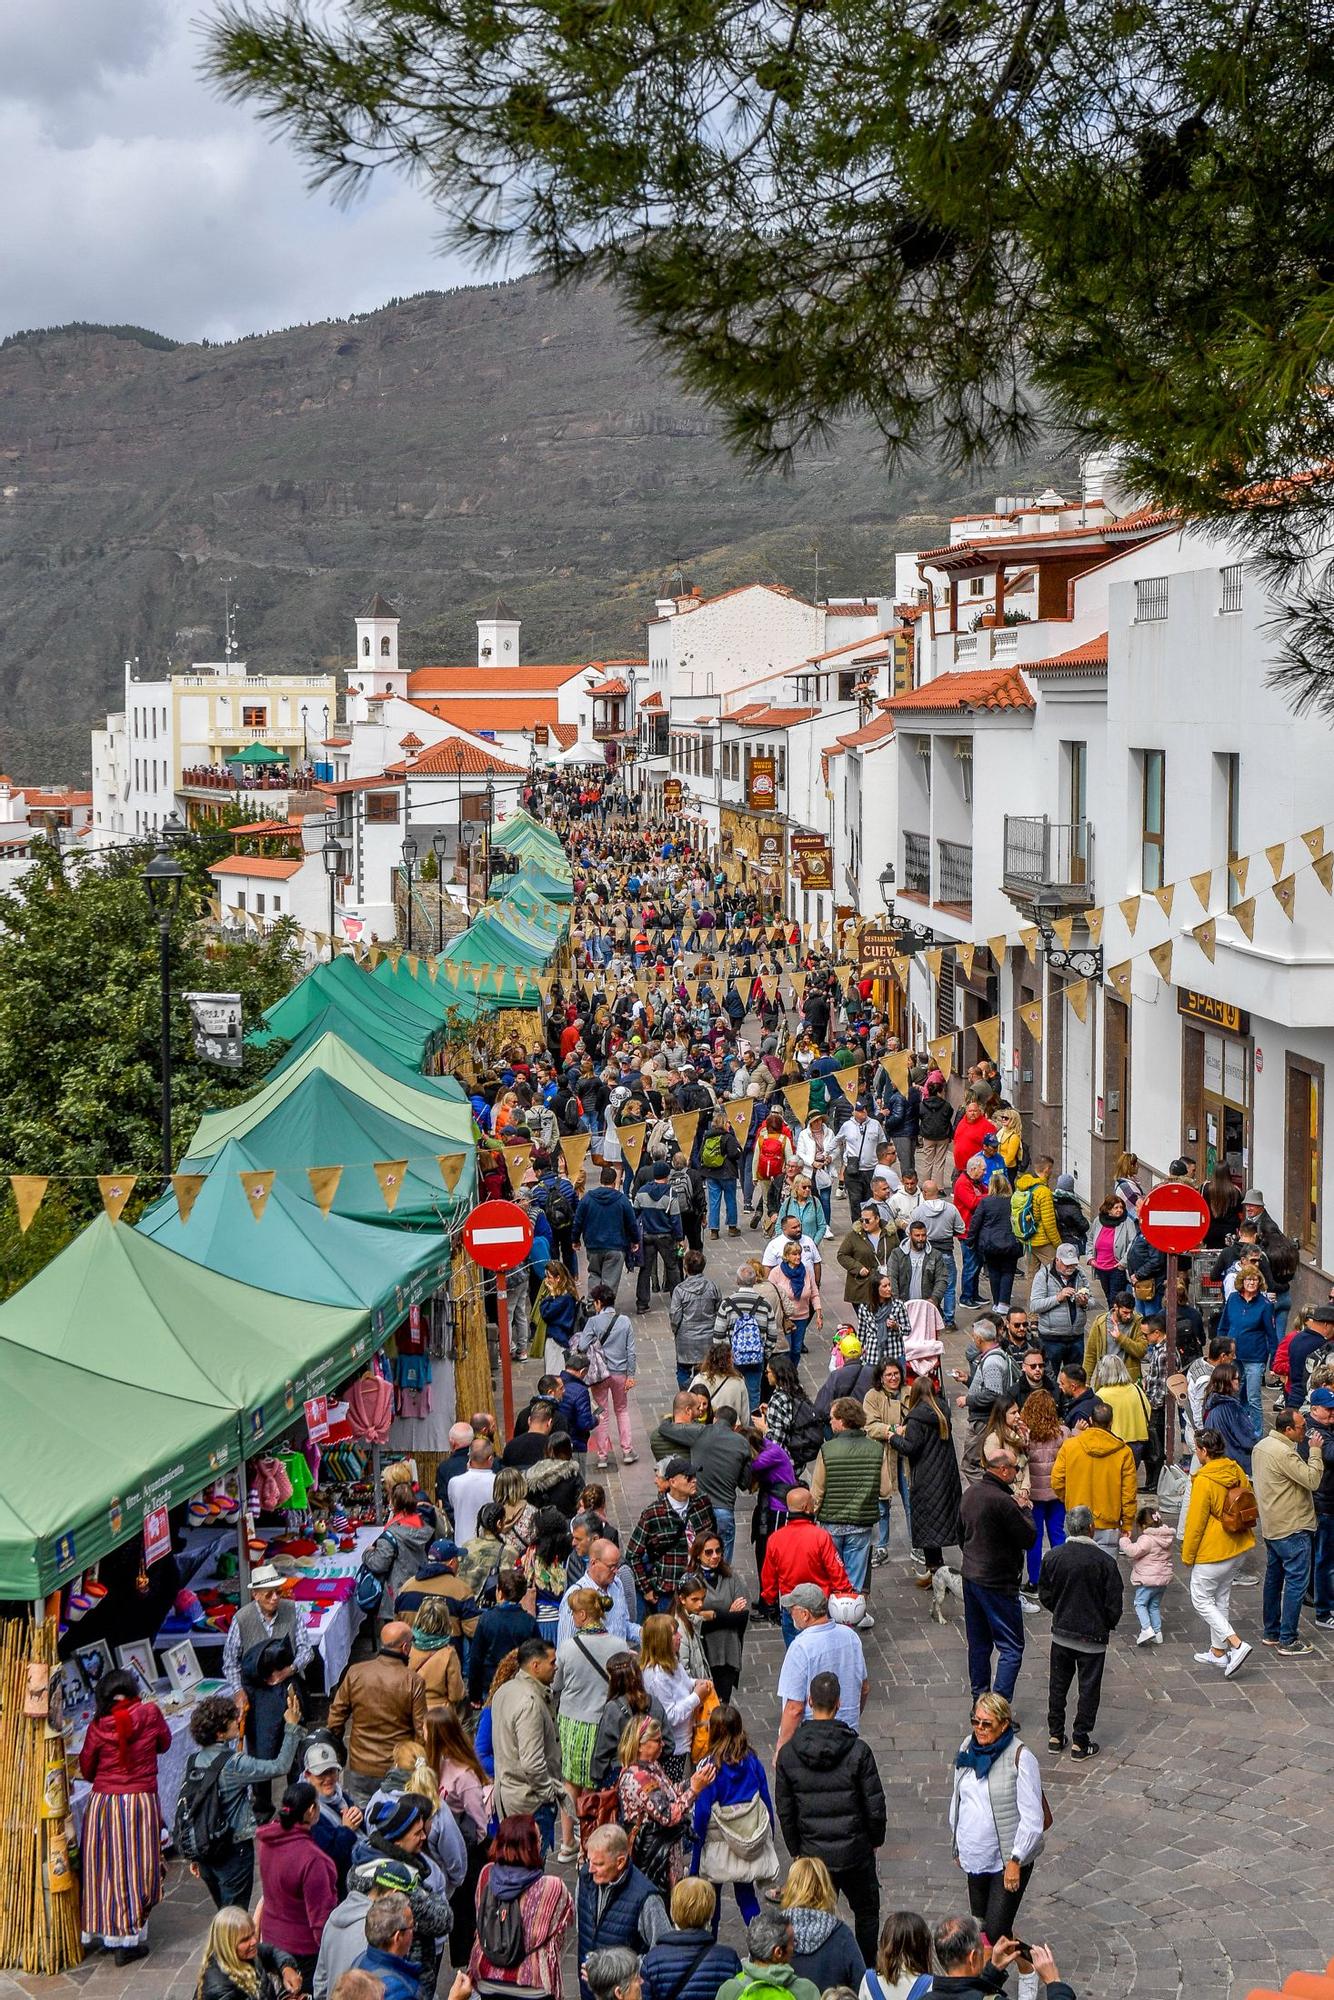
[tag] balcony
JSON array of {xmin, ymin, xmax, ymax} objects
[
  {"xmin": 902, "ymin": 830, "xmax": 931, "ymax": 898},
  {"xmin": 937, "ymin": 837, "xmax": 973, "ymax": 912},
  {"xmin": 1003, "ymin": 814, "xmax": 1095, "ymax": 908}
]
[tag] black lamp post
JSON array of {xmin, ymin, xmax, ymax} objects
[
  {"xmin": 401, "ymin": 832, "xmax": 419, "ymax": 950},
  {"xmin": 1031, "ymin": 883, "xmax": 1103, "ymax": 977},
  {"xmin": 877, "ymin": 859, "xmax": 936, "ymax": 950},
  {"xmin": 432, "ymin": 828, "xmax": 448, "ymax": 948},
  {"xmin": 141, "ymin": 813, "xmax": 187, "ymax": 1180},
  {"xmin": 322, "ymin": 829, "xmax": 342, "ymax": 957},
  {"xmin": 483, "ymin": 780, "xmax": 496, "ymax": 896}
]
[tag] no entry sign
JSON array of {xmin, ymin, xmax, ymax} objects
[
  {"xmin": 463, "ymin": 1200, "xmax": 534, "ymax": 1273},
  {"xmin": 1139, "ymin": 1181, "xmax": 1211, "ymax": 1255}
]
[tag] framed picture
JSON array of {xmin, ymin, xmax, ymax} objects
[
  {"xmin": 161, "ymin": 1639, "xmax": 204, "ymax": 1700},
  {"xmin": 114, "ymin": 1643, "xmax": 159, "ymax": 1699},
  {"xmin": 55, "ymin": 1657, "xmax": 88, "ymax": 1717},
  {"xmin": 72, "ymin": 1640, "xmax": 114, "ymax": 1694}
]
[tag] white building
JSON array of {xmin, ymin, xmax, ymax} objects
[{"xmin": 0, "ymin": 777, "xmax": 95, "ymax": 893}]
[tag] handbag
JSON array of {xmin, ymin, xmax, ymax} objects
[
  {"xmin": 1131, "ymin": 1276, "xmax": 1157, "ymax": 1301},
  {"xmin": 699, "ymin": 1791, "xmax": 778, "ymax": 1884},
  {"xmin": 584, "ymin": 1337, "xmax": 611, "ymax": 1387}
]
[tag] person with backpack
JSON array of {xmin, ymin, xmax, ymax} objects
[
  {"xmin": 873, "ymin": 1066, "xmax": 920, "ymax": 1178},
  {"xmin": 531, "ymin": 1150, "xmax": 578, "ymax": 1272},
  {"xmin": 914, "ymin": 1075, "xmax": 955, "ymax": 1191},
  {"xmin": 715, "ymin": 1278, "xmax": 778, "ymax": 1411},
  {"xmin": 1010, "ymin": 1160, "xmax": 1061, "ymax": 1268},
  {"xmin": 700, "ymin": 1111, "xmax": 744, "ymax": 1237},
  {"xmin": 1181, "ymin": 1426, "xmax": 1257, "ymax": 1675},
  {"xmin": 180, "ymin": 1686, "xmax": 304, "ymax": 1910},
  {"xmin": 751, "ymin": 1111, "xmax": 796, "ymax": 1229},
  {"xmin": 578, "ymin": 1283, "xmax": 640, "ymax": 1469},
  {"xmin": 856, "ymin": 1910, "xmax": 934, "ymax": 2000},
  {"xmin": 641, "ymin": 1879, "xmax": 742, "ymax": 2000},
  {"xmin": 635, "ymin": 1159, "xmax": 686, "ymax": 1312},
  {"xmin": 469, "ymin": 1812, "xmax": 574, "ymax": 1998},
  {"xmin": 715, "ymin": 1908, "xmax": 822, "ymax": 2000}
]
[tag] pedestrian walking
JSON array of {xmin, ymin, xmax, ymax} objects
[
  {"xmin": 1252, "ymin": 1406, "xmax": 1322, "ymax": 1657},
  {"xmin": 576, "ymin": 1824, "xmax": 669, "ymax": 1998},
  {"xmin": 888, "ymin": 1374, "xmax": 963, "ymax": 1584},
  {"xmin": 195, "ymin": 1906, "xmax": 302, "ymax": 2000},
  {"xmin": 489, "ymin": 1637, "xmax": 567, "ymax": 1854},
  {"xmin": 1119, "ymin": 1505, "xmax": 1175, "ymax": 1646},
  {"xmin": 579, "ymin": 1284, "xmax": 639, "ymax": 1469},
  {"xmin": 469, "ymin": 1814, "xmax": 573, "ymax": 1998},
  {"xmin": 810, "ymin": 1399, "xmax": 889, "ymax": 1593},
  {"xmin": 947, "ymin": 1694, "xmax": 1046, "ymax": 1949},
  {"xmin": 1019, "ymin": 1392, "xmax": 1068, "ymax": 1596},
  {"xmin": 775, "ymin": 1671, "xmax": 886, "ymax": 1965},
  {"xmin": 959, "ymin": 1444, "xmax": 1035, "ymax": 1703},
  {"xmin": 1037, "ymin": 1507, "xmax": 1123, "ymax": 1759},
  {"xmin": 856, "ymin": 1911, "xmax": 933, "ymax": 2000},
  {"xmin": 183, "ymin": 1687, "xmax": 304, "ymax": 1910},
  {"xmin": 670, "ymin": 1250, "xmax": 723, "ymax": 1390},
  {"xmin": 77, "ymin": 1668, "xmax": 173, "ymax": 1964},
  {"xmin": 691, "ymin": 1705, "xmax": 780, "ymax": 1923},
  {"xmin": 255, "ymin": 1783, "xmax": 339, "ymax": 1991},
  {"xmin": 1180, "ymin": 1427, "xmax": 1256, "ymax": 1676},
  {"xmin": 779, "ymin": 1856, "xmax": 866, "ymax": 1991}
]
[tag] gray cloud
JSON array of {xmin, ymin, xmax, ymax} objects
[{"xmin": 0, "ymin": 0, "xmax": 475, "ymax": 342}]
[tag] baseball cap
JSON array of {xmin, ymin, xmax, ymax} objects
[
  {"xmin": 428, "ymin": 1538, "xmax": 461, "ymax": 1563},
  {"xmin": 779, "ymin": 1582, "xmax": 829, "ymax": 1615},
  {"xmin": 1310, "ymin": 1306, "xmax": 1334, "ymax": 1328},
  {"xmin": 303, "ymin": 1741, "xmax": 342, "ymax": 1777},
  {"xmin": 1056, "ymin": 1243, "xmax": 1080, "ymax": 1263},
  {"xmin": 662, "ymin": 1456, "xmax": 696, "ymax": 1479},
  {"xmin": 1310, "ymin": 1388, "xmax": 1334, "ymax": 1408},
  {"xmin": 838, "ymin": 1332, "xmax": 863, "ymax": 1360},
  {"xmin": 365, "ymin": 1858, "xmax": 417, "ymax": 1894}
]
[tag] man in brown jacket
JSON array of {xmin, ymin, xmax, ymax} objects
[{"xmin": 327, "ymin": 1621, "xmax": 427, "ymax": 1808}]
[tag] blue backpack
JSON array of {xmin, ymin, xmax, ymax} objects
[{"xmin": 729, "ymin": 1307, "xmax": 764, "ymax": 1368}]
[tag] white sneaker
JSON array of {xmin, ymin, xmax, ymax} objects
[
  {"xmin": 1136, "ymin": 1628, "xmax": 1156, "ymax": 1645},
  {"xmin": 856, "ymin": 1611, "xmax": 876, "ymax": 1630},
  {"xmin": 1020, "ymin": 1595, "xmax": 1041, "ymax": 1616},
  {"xmin": 1193, "ymin": 1649, "xmax": 1225, "ymax": 1666},
  {"xmin": 1152, "ymin": 1630, "xmax": 1164, "ymax": 1644},
  {"xmin": 1223, "ymin": 1640, "xmax": 1252, "ymax": 1677}
]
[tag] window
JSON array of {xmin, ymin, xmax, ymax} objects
[
  {"xmin": 242, "ymin": 704, "xmax": 267, "ymax": 729},
  {"xmin": 701, "ymin": 736, "xmax": 714, "ymax": 778},
  {"xmin": 1135, "ymin": 576, "xmax": 1169, "ymax": 622},
  {"xmin": 837, "ymin": 670, "xmax": 857, "ymax": 700},
  {"xmin": 968, "ymin": 576, "xmax": 986, "ymax": 598},
  {"xmin": 1285, "ymin": 1057, "xmax": 1323, "ymax": 1258},
  {"xmin": 255, "ymin": 893, "xmax": 266, "ymax": 916},
  {"xmin": 380, "ymin": 636, "xmax": 391, "ymax": 656},
  {"xmin": 776, "ymin": 746, "xmax": 786, "ymax": 788},
  {"xmin": 362, "ymin": 636, "xmax": 371, "ymax": 656},
  {"xmin": 272, "ymin": 895, "xmax": 282, "ymax": 913},
  {"xmin": 1139, "ymin": 749, "xmax": 1166, "ymax": 890},
  {"xmin": 236, "ymin": 891, "xmax": 246, "ymax": 911},
  {"xmin": 1220, "ymin": 564, "xmax": 1244, "ymax": 615},
  {"xmin": 1217, "ymin": 751, "xmax": 1241, "ymax": 910},
  {"xmin": 366, "ymin": 791, "xmax": 400, "ymax": 823}
]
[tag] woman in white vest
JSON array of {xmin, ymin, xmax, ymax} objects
[{"xmin": 947, "ymin": 1691, "xmax": 1046, "ymax": 1981}]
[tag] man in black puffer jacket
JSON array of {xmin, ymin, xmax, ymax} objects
[{"xmin": 774, "ymin": 1671, "xmax": 886, "ymax": 1964}]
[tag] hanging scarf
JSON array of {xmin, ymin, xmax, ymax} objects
[
  {"xmin": 108, "ymin": 1694, "xmax": 137, "ymax": 1755},
  {"xmin": 411, "ymin": 1624, "xmax": 455, "ymax": 1654},
  {"xmin": 954, "ymin": 1722, "xmax": 1015, "ymax": 1777}
]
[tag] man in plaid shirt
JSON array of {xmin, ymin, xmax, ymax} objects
[
  {"xmin": 624, "ymin": 1458, "xmax": 717, "ymax": 1614},
  {"xmin": 1139, "ymin": 1313, "xmax": 1168, "ymax": 1494}
]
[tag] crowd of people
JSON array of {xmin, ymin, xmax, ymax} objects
[{"xmin": 72, "ymin": 796, "xmax": 1329, "ymax": 2000}]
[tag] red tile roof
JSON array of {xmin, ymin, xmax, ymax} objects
[
  {"xmin": 409, "ymin": 664, "xmax": 586, "ymax": 693},
  {"xmin": 725, "ymin": 704, "xmax": 818, "ymax": 727},
  {"xmin": 639, "ymin": 691, "xmax": 664, "ymax": 711},
  {"xmin": 801, "ymin": 629, "xmax": 897, "ymax": 666},
  {"xmin": 25, "ymin": 789, "xmax": 93, "ymax": 807},
  {"xmin": 549, "ymin": 723, "xmax": 579, "ymax": 750},
  {"xmin": 1025, "ymin": 634, "xmax": 1110, "ymax": 675},
  {"xmin": 388, "ymin": 736, "xmax": 527, "ymax": 777},
  {"xmin": 586, "ymin": 677, "xmax": 629, "ymax": 698},
  {"xmin": 409, "ymin": 696, "xmax": 563, "ymax": 732},
  {"xmin": 823, "ymin": 601, "xmax": 879, "ymax": 615},
  {"xmin": 228, "ymin": 818, "xmax": 308, "ymax": 837},
  {"xmin": 209, "ymin": 855, "xmax": 304, "ymax": 880},
  {"xmin": 322, "ymin": 736, "xmax": 351, "ymax": 747},
  {"xmin": 887, "ymin": 666, "xmax": 1035, "ymax": 715},
  {"xmin": 398, "ymin": 732, "xmax": 425, "ymax": 750},
  {"xmin": 836, "ymin": 711, "xmax": 897, "ymax": 749}
]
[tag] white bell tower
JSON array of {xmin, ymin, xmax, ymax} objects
[
  {"xmin": 354, "ymin": 592, "xmax": 408, "ymax": 699},
  {"xmin": 477, "ymin": 597, "xmax": 521, "ymax": 669}
]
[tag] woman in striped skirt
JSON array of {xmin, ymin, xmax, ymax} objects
[{"xmin": 78, "ymin": 1668, "xmax": 171, "ymax": 1965}]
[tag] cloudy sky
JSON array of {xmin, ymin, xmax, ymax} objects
[{"xmin": 0, "ymin": 0, "xmax": 476, "ymax": 344}]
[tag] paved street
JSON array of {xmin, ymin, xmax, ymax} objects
[{"xmin": 16, "ymin": 1216, "xmax": 1334, "ymax": 2000}]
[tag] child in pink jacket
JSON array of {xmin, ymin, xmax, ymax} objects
[{"xmin": 1120, "ymin": 1504, "xmax": 1176, "ymax": 1645}]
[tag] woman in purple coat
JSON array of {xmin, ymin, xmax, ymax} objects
[{"xmin": 745, "ymin": 1426, "xmax": 796, "ymax": 1610}]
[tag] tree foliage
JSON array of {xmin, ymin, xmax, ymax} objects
[{"xmin": 0, "ymin": 842, "xmax": 301, "ymax": 1236}]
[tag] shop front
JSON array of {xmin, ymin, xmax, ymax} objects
[
  {"xmin": 718, "ymin": 804, "xmax": 787, "ymax": 909},
  {"xmin": 1179, "ymin": 989, "xmax": 1252, "ymax": 1180}
]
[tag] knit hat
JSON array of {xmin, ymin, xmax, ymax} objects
[{"xmin": 369, "ymin": 1794, "xmax": 429, "ymax": 1844}]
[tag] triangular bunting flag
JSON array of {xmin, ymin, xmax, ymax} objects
[
  {"xmin": 514, "ymin": 970, "xmax": 528, "ymax": 1000},
  {"xmin": 988, "ymin": 935, "xmax": 1009, "ymax": 965},
  {"xmin": 1314, "ymin": 852, "xmax": 1334, "ymax": 895},
  {"xmin": 957, "ymin": 943, "xmax": 976, "ymax": 982},
  {"xmin": 437, "ymin": 1153, "xmax": 467, "ymax": 1194},
  {"xmin": 559, "ymin": 1134, "xmax": 591, "ymax": 1185},
  {"xmin": 974, "ymin": 1017, "xmax": 1000, "ymax": 1061},
  {"xmin": 426, "ymin": 956, "xmax": 439, "ymax": 983},
  {"xmin": 885, "ymin": 1051, "xmax": 912, "ymax": 1093},
  {"xmin": 1232, "ymin": 895, "xmax": 1257, "ymax": 940},
  {"xmin": 1085, "ymin": 908, "xmax": 1105, "ymax": 948},
  {"xmin": 445, "ymin": 960, "xmax": 461, "ymax": 988},
  {"xmin": 789, "ymin": 970, "xmax": 807, "ymax": 1002},
  {"xmin": 925, "ymin": 947, "xmax": 944, "ymax": 979},
  {"xmin": 1302, "ymin": 826, "xmax": 1326, "ymax": 862},
  {"xmin": 927, "ymin": 1034, "xmax": 954, "ymax": 1081},
  {"xmin": 307, "ymin": 1166, "xmax": 343, "ymax": 1215},
  {"xmin": 782, "ymin": 1082, "xmax": 811, "ymax": 1126},
  {"xmin": 98, "ymin": 1175, "xmax": 136, "ymax": 1224},
  {"xmin": 1190, "ymin": 870, "xmax": 1213, "ymax": 911},
  {"xmin": 1018, "ymin": 927, "xmax": 1039, "ymax": 964},
  {"xmin": 725, "ymin": 1098, "xmax": 754, "ymax": 1150},
  {"xmin": 1119, "ymin": 895, "xmax": 1141, "ymax": 935},
  {"xmin": 1228, "ymin": 855, "xmax": 1250, "ymax": 896},
  {"xmin": 1108, "ymin": 960, "xmax": 1133, "ymax": 1004},
  {"xmin": 1273, "ymin": 873, "xmax": 1297, "ymax": 921},
  {"xmin": 374, "ymin": 1159, "xmax": 411, "ymax": 1211},
  {"xmin": 671, "ymin": 1110, "xmax": 702, "ymax": 1158},
  {"xmin": 405, "ymin": 952, "xmax": 419, "ymax": 979},
  {"xmin": 10, "ymin": 1175, "xmax": 48, "ymax": 1234},
  {"xmin": 618, "ymin": 1123, "xmax": 646, "ymax": 1173},
  {"xmin": 241, "ymin": 1169, "xmax": 276, "ymax": 1221},
  {"xmin": 1051, "ymin": 916, "xmax": 1074, "ymax": 952},
  {"xmin": 1065, "ymin": 979, "xmax": 1089, "ymax": 1023},
  {"xmin": 1192, "ymin": 920, "xmax": 1217, "ymax": 964},
  {"xmin": 1152, "ymin": 883, "xmax": 1175, "ymax": 921},
  {"xmin": 1265, "ymin": 841, "xmax": 1286, "ymax": 881},
  {"xmin": 501, "ymin": 1144, "xmax": 532, "ymax": 1192},
  {"xmin": 1018, "ymin": 1000, "xmax": 1043, "ymax": 1045},
  {"xmin": 1149, "ymin": 940, "xmax": 1174, "ymax": 983},
  {"xmin": 491, "ymin": 965, "xmax": 507, "ymax": 993}
]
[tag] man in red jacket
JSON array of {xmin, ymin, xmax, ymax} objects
[{"xmin": 760, "ymin": 1488, "xmax": 855, "ymax": 1644}]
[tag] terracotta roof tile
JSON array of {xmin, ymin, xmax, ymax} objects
[
  {"xmin": 823, "ymin": 600, "xmax": 879, "ymax": 615},
  {"xmin": 209, "ymin": 854, "xmax": 305, "ymax": 880},
  {"xmin": 887, "ymin": 666, "xmax": 1035, "ymax": 715},
  {"xmin": 227, "ymin": 818, "xmax": 308, "ymax": 837},
  {"xmin": 586, "ymin": 676, "xmax": 629, "ymax": 697},
  {"xmin": 388, "ymin": 736, "xmax": 527, "ymax": 777},
  {"xmin": 640, "ymin": 691, "xmax": 664, "ymax": 711},
  {"xmin": 549, "ymin": 723, "xmax": 579, "ymax": 750},
  {"xmin": 1025, "ymin": 633, "xmax": 1110, "ymax": 674},
  {"xmin": 917, "ymin": 510, "xmax": 1178, "ymax": 568},
  {"xmin": 409, "ymin": 664, "xmax": 587, "ymax": 694},
  {"xmin": 409, "ymin": 696, "xmax": 563, "ymax": 731},
  {"xmin": 724, "ymin": 704, "xmax": 817, "ymax": 727},
  {"xmin": 835, "ymin": 711, "xmax": 897, "ymax": 749}
]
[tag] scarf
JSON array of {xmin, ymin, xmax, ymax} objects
[
  {"xmin": 108, "ymin": 1694, "xmax": 137, "ymax": 1754},
  {"xmin": 954, "ymin": 1722, "xmax": 1015, "ymax": 1777},
  {"xmin": 411, "ymin": 1625, "xmax": 455, "ymax": 1654}
]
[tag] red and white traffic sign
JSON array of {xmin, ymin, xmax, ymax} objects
[
  {"xmin": 462, "ymin": 1199, "xmax": 534, "ymax": 1273},
  {"xmin": 1139, "ymin": 1181, "xmax": 1211, "ymax": 1255}
]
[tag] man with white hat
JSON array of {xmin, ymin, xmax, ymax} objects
[{"xmin": 223, "ymin": 1561, "xmax": 314, "ymax": 1818}]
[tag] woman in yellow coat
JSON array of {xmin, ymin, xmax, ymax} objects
[
  {"xmin": 1180, "ymin": 1426, "xmax": 1256, "ymax": 1678},
  {"xmin": 1090, "ymin": 1357, "xmax": 1149, "ymax": 1460}
]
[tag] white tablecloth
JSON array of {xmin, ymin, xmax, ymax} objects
[{"xmin": 68, "ymin": 1701, "xmax": 197, "ymax": 1842}]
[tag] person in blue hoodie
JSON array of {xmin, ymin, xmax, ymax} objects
[
  {"xmin": 1217, "ymin": 1264, "xmax": 1278, "ymax": 1437},
  {"xmin": 572, "ymin": 1166, "xmax": 641, "ymax": 1302},
  {"xmin": 1202, "ymin": 1359, "xmax": 1260, "ymax": 1475},
  {"xmin": 690, "ymin": 1705, "xmax": 776, "ymax": 1925}
]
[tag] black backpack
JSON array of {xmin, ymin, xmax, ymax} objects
[
  {"xmin": 478, "ymin": 1878, "xmax": 528, "ymax": 1968},
  {"xmin": 173, "ymin": 1750, "xmax": 235, "ymax": 1863},
  {"xmin": 536, "ymin": 1177, "xmax": 575, "ymax": 1234},
  {"xmin": 787, "ymin": 1397, "xmax": 827, "ymax": 1473}
]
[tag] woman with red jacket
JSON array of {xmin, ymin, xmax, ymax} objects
[
  {"xmin": 255, "ymin": 1782, "xmax": 338, "ymax": 1989},
  {"xmin": 78, "ymin": 1667, "xmax": 172, "ymax": 1964}
]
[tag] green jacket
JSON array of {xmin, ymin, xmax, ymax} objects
[{"xmin": 812, "ymin": 1431, "xmax": 889, "ymax": 1527}]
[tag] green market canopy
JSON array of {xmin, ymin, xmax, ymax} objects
[
  {"xmin": 0, "ymin": 1216, "xmax": 374, "ymax": 1596},
  {"xmin": 490, "ymin": 810, "xmax": 571, "ymax": 874},
  {"xmin": 224, "ymin": 743, "xmax": 290, "ymax": 766},
  {"xmin": 271, "ymin": 1011, "xmax": 472, "ymax": 1096},
  {"xmin": 501, "ymin": 859, "xmax": 575, "ymax": 906},
  {"xmin": 252, "ymin": 955, "xmax": 446, "ymax": 1067},
  {"xmin": 180, "ymin": 1069, "xmax": 471, "ymax": 1226},
  {"xmin": 138, "ymin": 1138, "xmax": 451, "ymax": 1337}
]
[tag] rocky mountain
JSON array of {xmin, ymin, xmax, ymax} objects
[{"xmin": 0, "ymin": 276, "xmax": 1077, "ymax": 779}]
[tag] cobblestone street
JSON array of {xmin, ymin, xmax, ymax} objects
[{"xmin": 16, "ymin": 1220, "xmax": 1334, "ymax": 2000}]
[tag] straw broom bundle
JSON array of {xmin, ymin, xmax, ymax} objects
[{"xmin": 0, "ymin": 1614, "xmax": 82, "ymax": 1974}]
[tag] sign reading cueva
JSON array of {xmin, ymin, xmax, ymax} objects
[
  {"xmin": 860, "ymin": 927, "xmax": 901, "ymax": 964},
  {"xmin": 1177, "ymin": 988, "xmax": 1249, "ymax": 1036},
  {"xmin": 747, "ymin": 755, "xmax": 778, "ymax": 810}
]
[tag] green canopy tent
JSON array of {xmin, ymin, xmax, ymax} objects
[
  {"xmin": 186, "ymin": 1028, "xmax": 476, "ymax": 1183},
  {"xmin": 370, "ymin": 954, "xmax": 491, "ymax": 1034},
  {"xmin": 501, "ymin": 859, "xmax": 575, "ymax": 906},
  {"xmin": 251, "ymin": 955, "xmax": 445, "ymax": 1068},
  {"xmin": 491, "ymin": 809, "xmax": 569, "ymax": 868},
  {"xmin": 487, "ymin": 902, "xmax": 565, "ymax": 961},
  {"xmin": 138, "ymin": 1138, "xmax": 451, "ymax": 1337},
  {"xmin": 224, "ymin": 743, "xmax": 290, "ymax": 766},
  {"xmin": 439, "ymin": 913, "xmax": 548, "ymax": 1011},
  {"xmin": 271, "ymin": 1010, "xmax": 473, "ymax": 1096},
  {"xmin": 180, "ymin": 1069, "xmax": 472, "ymax": 1227}
]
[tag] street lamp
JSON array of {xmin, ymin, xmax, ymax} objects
[
  {"xmin": 401, "ymin": 832, "xmax": 419, "ymax": 951},
  {"xmin": 140, "ymin": 814, "xmax": 187, "ymax": 1181},
  {"xmin": 322, "ymin": 829, "xmax": 342, "ymax": 957},
  {"xmin": 876, "ymin": 859, "xmax": 936, "ymax": 950},
  {"xmin": 1030, "ymin": 883, "xmax": 1103, "ymax": 978},
  {"xmin": 432, "ymin": 828, "xmax": 448, "ymax": 948},
  {"xmin": 483, "ymin": 780, "xmax": 496, "ymax": 896},
  {"xmin": 459, "ymin": 818, "xmax": 478, "ymax": 908}
]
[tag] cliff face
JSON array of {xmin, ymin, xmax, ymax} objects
[{"xmin": 0, "ymin": 277, "xmax": 1074, "ymax": 778}]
